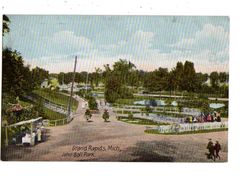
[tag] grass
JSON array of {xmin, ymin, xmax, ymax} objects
[
  {"xmin": 33, "ymin": 89, "xmax": 78, "ymax": 111},
  {"xmin": 143, "ymin": 90, "xmax": 227, "ymax": 99},
  {"xmin": 18, "ymin": 99, "xmax": 66, "ymax": 120},
  {"xmin": 145, "ymin": 128, "xmax": 228, "ymax": 135},
  {"xmin": 152, "ymin": 111, "xmax": 187, "ymax": 118},
  {"xmin": 114, "ymin": 110, "xmax": 140, "ymax": 114},
  {"xmin": 118, "ymin": 116, "xmax": 169, "ymax": 126},
  {"xmin": 115, "ymin": 96, "xmax": 228, "ymax": 118},
  {"xmin": 115, "ymin": 98, "xmax": 140, "ymax": 105},
  {"xmin": 43, "ymin": 107, "xmax": 66, "ymax": 120},
  {"xmin": 19, "ymin": 100, "xmax": 33, "ymax": 107}
]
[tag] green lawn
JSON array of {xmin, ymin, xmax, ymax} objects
[
  {"xmin": 19, "ymin": 99, "xmax": 66, "ymax": 120},
  {"xmin": 118, "ymin": 116, "xmax": 169, "ymax": 126},
  {"xmin": 33, "ymin": 89, "xmax": 78, "ymax": 111},
  {"xmin": 43, "ymin": 107, "xmax": 66, "ymax": 120},
  {"xmin": 114, "ymin": 96, "xmax": 228, "ymax": 118}
]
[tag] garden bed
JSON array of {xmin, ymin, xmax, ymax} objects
[{"xmin": 118, "ymin": 116, "xmax": 169, "ymax": 126}]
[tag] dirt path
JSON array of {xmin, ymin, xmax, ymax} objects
[{"xmin": 2, "ymin": 97, "xmax": 228, "ymax": 162}]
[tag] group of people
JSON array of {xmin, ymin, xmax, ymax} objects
[
  {"xmin": 206, "ymin": 139, "xmax": 221, "ymax": 161},
  {"xmin": 12, "ymin": 125, "xmax": 46, "ymax": 146},
  {"xmin": 183, "ymin": 111, "xmax": 221, "ymax": 123}
]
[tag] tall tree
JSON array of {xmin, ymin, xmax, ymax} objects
[
  {"xmin": 219, "ymin": 72, "xmax": 229, "ymax": 83},
  {"xmin": 173, "ymin": 62, "xmax": 184, "ymax": 90},
  {"xmin": 182, "ymin": 61, "xmax": 196, "ymax": 92},
  {"xmin": 210, "ymin": 71, "xmax": 220, "ymax": 88},
  {"xmin": 3, "ymin": 15, "xmax": 10, "ymax": 36},
  {"xmin": 31, "ymin": 67, "xmax": 49, "ymax": 88},
  {"xmin": 143, "ymin": 67, "xmax": 169, "ymax": 91},
  {"xmin": 104, "ymin": 59, "xmax": 134, "ymax": 103},
  {"xmin": 2, "ymin": 48, "xmax": 33, "ymax": 96}
]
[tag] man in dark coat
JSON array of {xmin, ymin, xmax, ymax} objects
[
  {"xmin": 207, "ymin": 139, "xmax": 215, "ymax": 161},
  {"xmin": 214, "ymin": 141, "xmax": 221, "ymax": 159}
]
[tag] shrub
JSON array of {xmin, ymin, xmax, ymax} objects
[
  {"xmin": 128, "ymin": 113, "xmax": 134, "ymax": 120},
  {"xmin": 88, "ymin": 96, "xmax": 98, "ymax": 110},
  {"xmin": 102, "ymin": 110, "xmax": 109, "ymax": 122},
  {"xmin": 85, "ymin": 109, "xmax": 92, "ymax": 121}
]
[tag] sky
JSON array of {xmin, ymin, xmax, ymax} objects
[{"xmin": 3, "ymin": 15, "xmax": 229, "ymax": 73}]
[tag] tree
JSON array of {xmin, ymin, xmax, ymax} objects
[
  {"xmin": 210, "ymin": 72, "xmax": 220, "ymax": 88},
  {"xmin": 104, "ymin": 76, "xmax": 121, "ymax": 103},
  {"xmin": 104, "ymin": 59, "xmax": 134, "ymax": 103},
  {"xmin": 84, "ymin": 109, "xmax": 92, "ymax": 122},
  {"xmin": 94, "ymin": 67, "xmax": 102, "ymax": 87},
  {"xmin": 195, "ymin": 72, "xmax": 209, "ymax": 92},
  {"xmin": 57, "ymin": 72, "xmax": 65, "ymax": 84},
  {"xmin": 88, "ymin": 96, "xmax": 98, "ymax": 110},
  {"xmin": 182, "ymin": 61, "xmax": 197, "ymax": 92},
  {"xmin": 219, "ymin": 72, "xmax": 229, "ymax": 83},
  {"xmin": 112, "ymin": 59, "xmax": 136, "ymax": 85},
  {"xmin": 102, "ymin": 109, "xmax": 109, "ymax": 122},
  {"xmin": 31, "ymin": 67, "xmax": 49, "ymax": 88},
  {"xmin": 3, "ymin": 15, "xmax": 10, "ymax": 36},
  {"xmin": 33, "ymin": 98, "xmax": 45, "ymax": 117},
  {"xmin": 2, "ymin": 48, "xmax": 34, "ymax": 97},
  {"xmin": 172, "ymin": 62, "xmax": 184, "ymax": 91},
  {"xmin": 144, "ymin": 67, "xmax": 169, "ymax": 91}
]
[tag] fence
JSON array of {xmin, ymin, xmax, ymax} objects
[
  {"xmin": 24, "ymin": 95, "xmax": 67, "ymax": 114},
  {"xmin": 46, "ymin": 115, "xmax": 74, "ymax": 127},
  {"xmin": 158, "ymin": 122, "xmax": 228, "ymax": 134}
]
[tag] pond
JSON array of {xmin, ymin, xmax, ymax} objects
[{"xmin": 209, "ymin": 103, "xmax": 225, "ymax": 109}]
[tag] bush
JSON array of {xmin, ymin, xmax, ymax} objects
[
  {"xmin": 145, "ymin": 105, "xmax": 152, "ymax": 113},
  {"xmin": 104, "ymin": 76, "xmax": 133, "ymax": 103},
  {"xmin": 102, "ymin": 110, "xmax": 109, "ymax": 122},
  {"xmin": 88, "ymin": 96, "xmax": 98, "ymax": 110},
  {"xmin": 128, "ymin": 113, "xmax": 134, "ymax": 120},
  {"xmin": 85, "ymin": 109, "xmax": 92, "ymax": 121}
]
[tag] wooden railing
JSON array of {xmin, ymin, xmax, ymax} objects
[{"xmin": 45, "ymin": 115, "xmax": 73, "ymax": 127}]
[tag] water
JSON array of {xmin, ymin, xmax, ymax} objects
[{"xmin": 209, "ymin": 103, "xmax": 225, "ymax": 109}]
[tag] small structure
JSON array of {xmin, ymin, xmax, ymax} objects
[
  {"xmin": 59, "ymin": 82, "xmax": 81, "ymax": 92},
  {"xmin": 4, "ymin": 117, "xmax": 43, "ymax": 146},
  {"xmin": 59, "ymin": 83, "xmax": 69, "ymax": 91},
  {"xmin": 41, "ymin": 79, "xmax": 49, "ymax": 88}
]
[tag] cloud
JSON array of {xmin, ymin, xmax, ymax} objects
[
  {"xmin": 48, "ymin": 31, "xmax": 93, "ymax": 54},
  {"xmin": 25, "ymin": 25, "xmax": 229, "ymax": 73},
  {"xmin": 170, "ymin": 24, "xmax": 229, "ymax": 63}
]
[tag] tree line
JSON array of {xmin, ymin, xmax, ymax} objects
[
  {"xmin": 2, "ymin": 15, "xmax": 49, "ymax": 125},
  {"xmin": 53, "ymin": 59, "xmax": 228, "ymax": 102},
  {"xmin": 2, "ymin": 15, "xmax": 228, "ymax": 106}
]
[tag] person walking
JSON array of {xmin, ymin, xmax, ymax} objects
[
  {"xmin": 37, "ymin": 128, "xmax": 42, "ymax": 143},
  {"xmin": 214, "ymin": 141, "xmax": 221, "ymax": 159},
  {"xmin": 207, "ymin": 139, "xmax": 215, "ymax": 161}
]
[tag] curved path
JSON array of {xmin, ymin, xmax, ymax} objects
[{"xmin": 2, "ymin": 97, "xmax": 228, "ymax": 162}]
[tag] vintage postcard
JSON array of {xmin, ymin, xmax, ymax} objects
[{"xmin": 1, "ymin": 15, "xmax": 229, "ymax": 162}]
